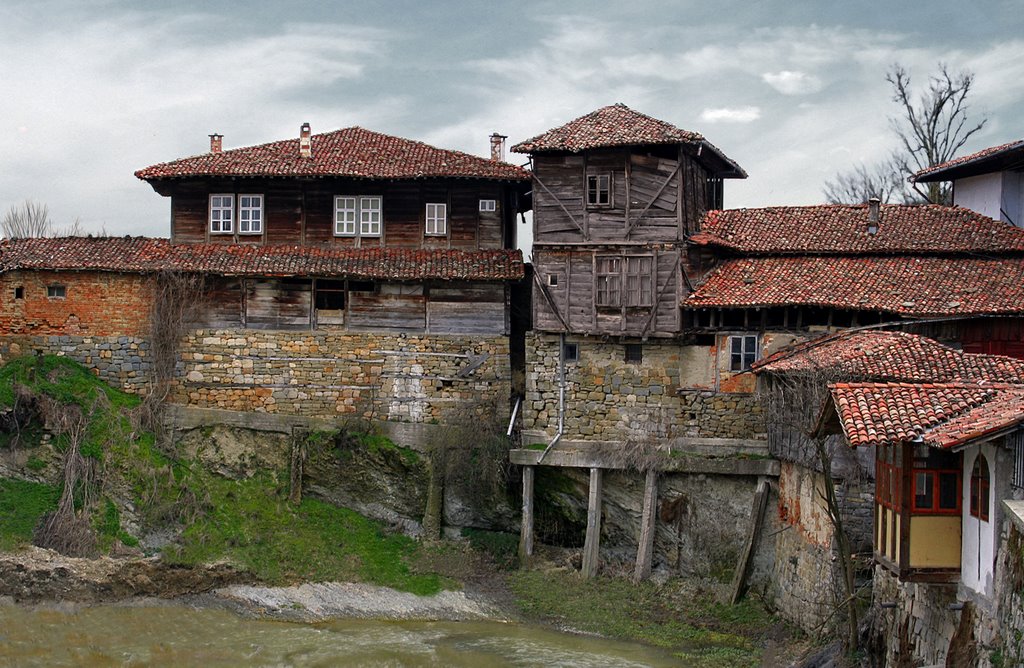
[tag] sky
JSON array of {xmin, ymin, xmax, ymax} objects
[{"xmin": 2, "ymin": 0, "xmax": 1023, "ymax": 254}]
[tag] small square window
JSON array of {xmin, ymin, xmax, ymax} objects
[
  {"xmin": 47, "ymin": 285, "xmax": 66, "ymax": 299},
  {"xmin": 548, "ymin": 274, "xmax": 558, "ymax": 287},
  {"xmin": 587, "ymin": 174, "xmax": 611, "ymax": 207},
  {"xmin": 479, "ymin": 199, "xmax": 497, "ymax": 212},
  {"xmin": 562, "ymin": 342, "xmax": 579, "ymax": 363},
  {"xmin": 728, "ymin": 335, "xmax": 758, "ymax": 371},
  {"xmin": 14, "ymin": 287, "xmax": 23, "ymax": 299},
  {"xmin": 624, "ymin": 343, "xmax": 643, "ymax": 363}
]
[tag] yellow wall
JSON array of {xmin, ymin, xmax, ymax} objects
[{"xmin": 908, "ymin": 516, "xmax": 961, "ymax": 569}]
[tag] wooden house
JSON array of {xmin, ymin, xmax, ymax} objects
[
  {"xmin": 511, "ymin": 104, "xmax": 745, "ymax": 338},
  {"xmin": 133, "ymin": 124, "xmax": 532, "ymax": 335}
]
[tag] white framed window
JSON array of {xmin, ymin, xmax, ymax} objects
[
  {"xmin": 479, "ymin": 199, "xmax": 497, "ymax": 212},
  {"xmin": 360, "ymin": 196, "xmax": 382, "ymax": 236},
  {"xmin": 238, "ymin": 194, "xmax": 263, "ymax": 234},
  {"xmin": 209, "ymin": 194, "xmax": 234, "ymax": 234},
  {"xmin": 587, "ymin": 173, "xmax": 611, "ymax": 207},
  {"xmin": 425, "ymin": 203, "xmax": 447, "ymax": 235},
  {"xmin": 335, "ymin": 197, "xmax": 357, "ymax": 236},
  {"xmin": 729, "ymin": 335, "xmax": 759, "ymax": 372}
]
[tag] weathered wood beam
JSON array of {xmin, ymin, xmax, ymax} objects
[
  {"xmin": 531, "ymin": 270, "xmax": 570, "ymax": 332},
  {"xmin": 642, "ymin": 253, "xmax": 682, "ymax": 336},
  {"xmin": 730, "ymin": 477, "xmax": 771, "ymax": 604},
  {"xmin": 627, "ymin": 162, "xmax": 681, "ymax": 237},
  {"xmin": 533, "ymin": 172, "xmax": 585, "ymax": 235},
  {"xmin": 519, "ymin": 465, "xmax": 535, "ymax": 566},
  {"xmin": 633, "ymin": 469, "xmax": 658, "ymax": 582},
  {"xmin": 582, "ymin": 467, "xmax": 603, "ymax": 578}
]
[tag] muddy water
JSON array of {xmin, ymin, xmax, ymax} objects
[{"xmin": 0, "ymin": 602, "xmax": 682, "ymax": 667}]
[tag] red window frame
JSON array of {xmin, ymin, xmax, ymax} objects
[
  {"xmin": 875, "ymin": 459, "xmax": 902, "ymax": 510},
  {"xmin": 970, "ymin": 458, "xmax": 991, "ymax": 521},
  {"xmin": 911, "ymin": 469, "xmax": 961, "ymax": 515}
]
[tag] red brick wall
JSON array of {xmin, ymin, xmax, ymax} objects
[{"xmin": 0, "ymin": 270, "xmax": 152, "ymax": 337}]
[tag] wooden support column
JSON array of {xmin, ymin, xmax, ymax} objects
[
  {"xmin": 582, "ymin": 467, "xmax": 603, "ymax": 578},
  {"xmin": 519, "ymin": 465, "xmax": 535, "ymax": 565},
  {"xmin": 634, "ymin": 469, "xmax": 658, "ymax": 582},
  {"xmin": 730, "ymin": 477, "xmax": 771, "ymax": 604}
]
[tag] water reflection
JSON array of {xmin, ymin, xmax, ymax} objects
[{"xmin": 0, "ymin": 602, "xmax": 682, "ymax": 667}]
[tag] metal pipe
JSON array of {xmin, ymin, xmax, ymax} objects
[
  {"xmin": 539, "ymin": 333, "xmax": 567, "ymax": 463},
  {"xmin": 506, "ymin": 396, "xmax": 521, "ymax": 437}
]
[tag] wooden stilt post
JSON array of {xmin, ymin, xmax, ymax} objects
[
  {"xmin": 634, "ymin": 468, "xmax": 658, "ymax": 582},
  {"xmin": 519, "ymin": 465, "xmax": 535, "ymax": 566},
  {"xmin": 730, "ymin": 477, "xmax": 771, "ymax": 604},
  {"xmin": 582, "ymin": 467, "xmax": 603, "ymax": 578}
]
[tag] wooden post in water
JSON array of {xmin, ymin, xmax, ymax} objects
[
  {"xmin": 634, "ymin": 468, "xmax": 658, "ymax": 582},
  {"xmin": 582, "ymin": 467, "xmax": 603, "ymax": 578},
  {"xmin": 519, "ymin": 465, "xmax": 535, "ymax": 565}
]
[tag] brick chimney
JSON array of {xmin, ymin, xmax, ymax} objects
[
  {"xmin": 209, "ymin": 133, "xmax": 223, "ymax": 153},
  {"xmin": 490, "ymin": 133, "xmax": 507, "ymax": 162},
  {"xmin": 867, "ymin": 197, "xmax": 881, "ymax": 235},
  {"xmin": 299, "ymin": 122, "xmax": 312, "ymax": 158}
]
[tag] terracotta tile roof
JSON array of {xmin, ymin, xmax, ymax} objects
[
  {"xmin": 135, "ymin": 127, "xmax": 530, "ymax": 182},
  {"xmin": 511, "ymin": 104, "xmax": 746, "ymax": 177},
  {"xmin": 831, "ymin": 382, "xmax": 1024, "ymax": 449},
  {"xmin": 685, "ymin": 256, "xmax": 1024, "ymax": 317},
  {"xmin": 754, "ymin": 330, "xmax": 1024, "ymax": 383},
  {"xmin": 690, "ymin": 204, "xmax": 1024, "ymax": 254},
  {"xmin": 0, "ymin": 237, "xmax": 525, "ymax": 281},
  {"xmin": 914, "ymin": 139, "xmax": 1024, "ymax": 182}
]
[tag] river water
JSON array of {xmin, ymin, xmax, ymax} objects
[{"xmin": 0, "ymin": 602, "xmax": 683, "ymax": 667}]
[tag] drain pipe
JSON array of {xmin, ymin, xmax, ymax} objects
[
  {"xmin": 506, "ymin": 396, "xmax": 521, "ymax": 437},
  {"xmin": 539, "ymin": 333, "xmax": 566, "ymax": 463}
]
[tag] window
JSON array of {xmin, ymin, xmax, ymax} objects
[
  {"xmin": 425, "ymin": 203, "xmax": 447, "ymax": 235},
  {"xmin": 335, "ymin": 197, "xmax": 357, "ymax": 236},
  {"xmin": 624, "ymin": 256, "xmax": 653, "ymax": 307},
  {"xmin": 624, "ymin": 344, "xmax": 643, "ymax": 363},
  {"xmin": 970, "ymin": 455, "xmax": 991, "ymax": 521},
  {"xmin": 334, "ymin": 197, "xmax": 382, "ymax": 237},
  {"xmin": 587, "ymin": 174, "xmax": 611, "ymax": 207},
  {"xmin": 728, "ymin": 335, "xmax": 758, "ymax": 371},
  {"xmin": 548, "ymin": 274, "xmax": 558, "ymax": 287},
  {"xmin": 47, "ymin": 285, "xmax": 66, "ymax": 299},
  {"xmin": 562, "ymin": 342, "xmax": 578, "ymax": 363},
  {"xmin": 596, "ymin": 257, "xmax": 621, "ymax": 307},
  {"xmin": 238, "ymin": 194, "xmax": 263, "ymax": 234},
  {"xmin": 314, "ymin": 279, "xmax": 346, "ymax": 311},
  {"xmin": 14, "ymin": 287, "xmax": 23, "ymax": 299},
  {"xmin": 209, "ymin": 194, "xmax": 234, "ymax": 233},
  {"xmin": 479, "ymin": 199, "xmax": 497, "ymax": 212},
  {"xmin": 1012, "ymin": 430, "xmax": 1024, "ymax": 490}
]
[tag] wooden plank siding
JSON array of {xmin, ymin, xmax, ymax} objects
[
  {"xmin": 189, "ymin": 277, "xmax": 508, "ymax": 335},
  {"xmin": 166, "ymin": 178, "xmax": 514, "ymax": 250},
  {"xmin": 531, "ymin": 248, "xmax": 686, "ymax": 337}
]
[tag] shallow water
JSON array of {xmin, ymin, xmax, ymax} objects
[{"xmin": 0, "ymin": 602, "xmax": 683, "ymax": 667}]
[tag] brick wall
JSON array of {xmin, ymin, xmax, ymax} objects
[
  {"xmin": 523, "ymin": 332, "xmax": 766, "ymax": 443},
  {"xmin": 0, "ymin": 271, "xmax": 152, "ymax": 337}
]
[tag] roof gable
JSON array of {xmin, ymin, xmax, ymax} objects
[
  {"xmin": 914, "ymin": 139, "xmax": 1024, "ymax": 182},
  {"xmin": 691, "ymin": 204, "xmax": 1024, "ymax": 255},
  {"xmin": 135, "ymin": 127, "xmax": 530, "ymax": 182}
]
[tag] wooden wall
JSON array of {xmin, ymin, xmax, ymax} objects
[
  {"xmin": 531, "ymin": 146, "xmax": 710, "ymax": 245},
  {"xmin": 168, "ymin": 178, "xmax": 515, "ymax": 250},
  {"xmin": 191, "ymin": 277, "xmax": 509, "ymax": 335},
  {"xmin": 531, "ymin": 248, "xmax": 684, "ymax": 337}
]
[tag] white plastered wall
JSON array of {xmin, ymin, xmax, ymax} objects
[{"xmin": 961, "ymin": 444, "xmax": 997, "ymax": 596}]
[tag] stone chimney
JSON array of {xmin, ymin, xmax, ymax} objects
[
  {"xmin": 209, "ymin": 133, "xmax": 223, "ymax": 154},
  {"xmin": 867, "ymin": 197, "xmax": 881, "ymax": 235},
  {"xmin": 490, "ymin": 133, "xmax": 507, "ymax": 162},
  {"xmin": 299, "ymin": 122, "xmax": 312, "ymax": 158}
]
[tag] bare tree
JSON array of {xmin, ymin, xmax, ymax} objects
[
  {"xmin": 824, "ymin": 63, "xmax": 987, "ymax": 205},
  {"xmin": 2, "ymin": 199, "xmax": 87, "ymax": 238}
]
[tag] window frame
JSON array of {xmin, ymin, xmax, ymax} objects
[
  {"xmin": 587, "ymin": 173, "xmax": 612, "ymax": 208},
  {"xmin": 911, "ymin": 468, "xmax": 961, "ymax": 515},
  {"xmin": 334, "ymin": 197, "xmax": 358, "ymax": 236},
  {"xmin": 360, "ymin": 196, "xmax": 382, "ymax": 237},
  {"xmin": 595, "ymin": 256, "xmax": 621, "ymax": 308},
  {"xmin": 562, "ymin": 341, "xmax": 579, "ymax": 363},
  {"xmin": 237, "ymin": 194, "xmax": 263, "ymax": 235},
  {"xmin": 334, "ymin": 196, "xmax": 382, "ymax": 237},
  {"xmin": 425, "ymin": 202, "xmax": 447, "ymax": 236},
  {"xmin": 624, "ymin": 343, "xmax": 643, "ymax": 364},
  {"xmin": 46, "ymin": 285, "xmax": 66, "ymax": 299},
  {"xmin": 728, "ymin": 334, "xmax": 759, "ymax": 372},
  {"xmin": 970, "ymin": 455, "xmax": 991, "ymax": 521},
  {"xmin": 209, "ymin": 194, "xmax": 235, "ymax": 234},
  {"xmin": 623, "ymin": 256, "xmax": 654, "ymax": 307},
  {"xmin": 479, "ymin": 199, "xmax": 497, "ymax": 212}
]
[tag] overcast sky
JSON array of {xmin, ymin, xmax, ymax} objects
[{"xmin": 2, "ymin": 0, "xmax": 1023, "ymax": 254}]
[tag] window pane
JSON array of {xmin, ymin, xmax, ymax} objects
[
  {"xmin": 938, "ymin": 472, "xmax": 958, "ymax": 510},
  {"xmin": 915, "ymin": 472, "xmax": 933, "ymax": 511}
]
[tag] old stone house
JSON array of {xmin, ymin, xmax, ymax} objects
[{"xmin": 0, "ymin": 125, "xmax": 532, "ymax": 424}]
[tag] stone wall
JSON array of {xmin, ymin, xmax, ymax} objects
[
  {"xmin": 523, "ymin": 332, "xmax": 766, "ymax": 443},
  {"xmin": 0, "ymin": 329, "xmax": 511, "ymax": 424},
  {"xmin": 996, "ymin": 504, "xmax": 1024, "ymax": 666}
]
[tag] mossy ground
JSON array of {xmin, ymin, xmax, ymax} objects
[
  {"xmin": 0, "ymin": 478, "xmax": 59, "ymax": 550},
  {"xmin": 509, "ymin": 569, "xmax": 793, "ymax": 667}
]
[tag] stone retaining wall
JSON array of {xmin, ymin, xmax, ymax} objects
[{"xmin": 523, "ymin": 333, "xmax": 766, "ymax": 443}]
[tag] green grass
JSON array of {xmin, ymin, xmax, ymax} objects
[
  {"xmin": 462, "ymin": 528, "xmax": 519, "ymax": 570},
  {"xmin": 0, "ymin": 478, "xmax": 60, "ymax": 550},
  {"xmin": 165, "ymin": 471, "xmax": 443, "ymax": 595},
  {"xmin": 510, "ymin": 571, "xmax": 778, "ymax": 667}
]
